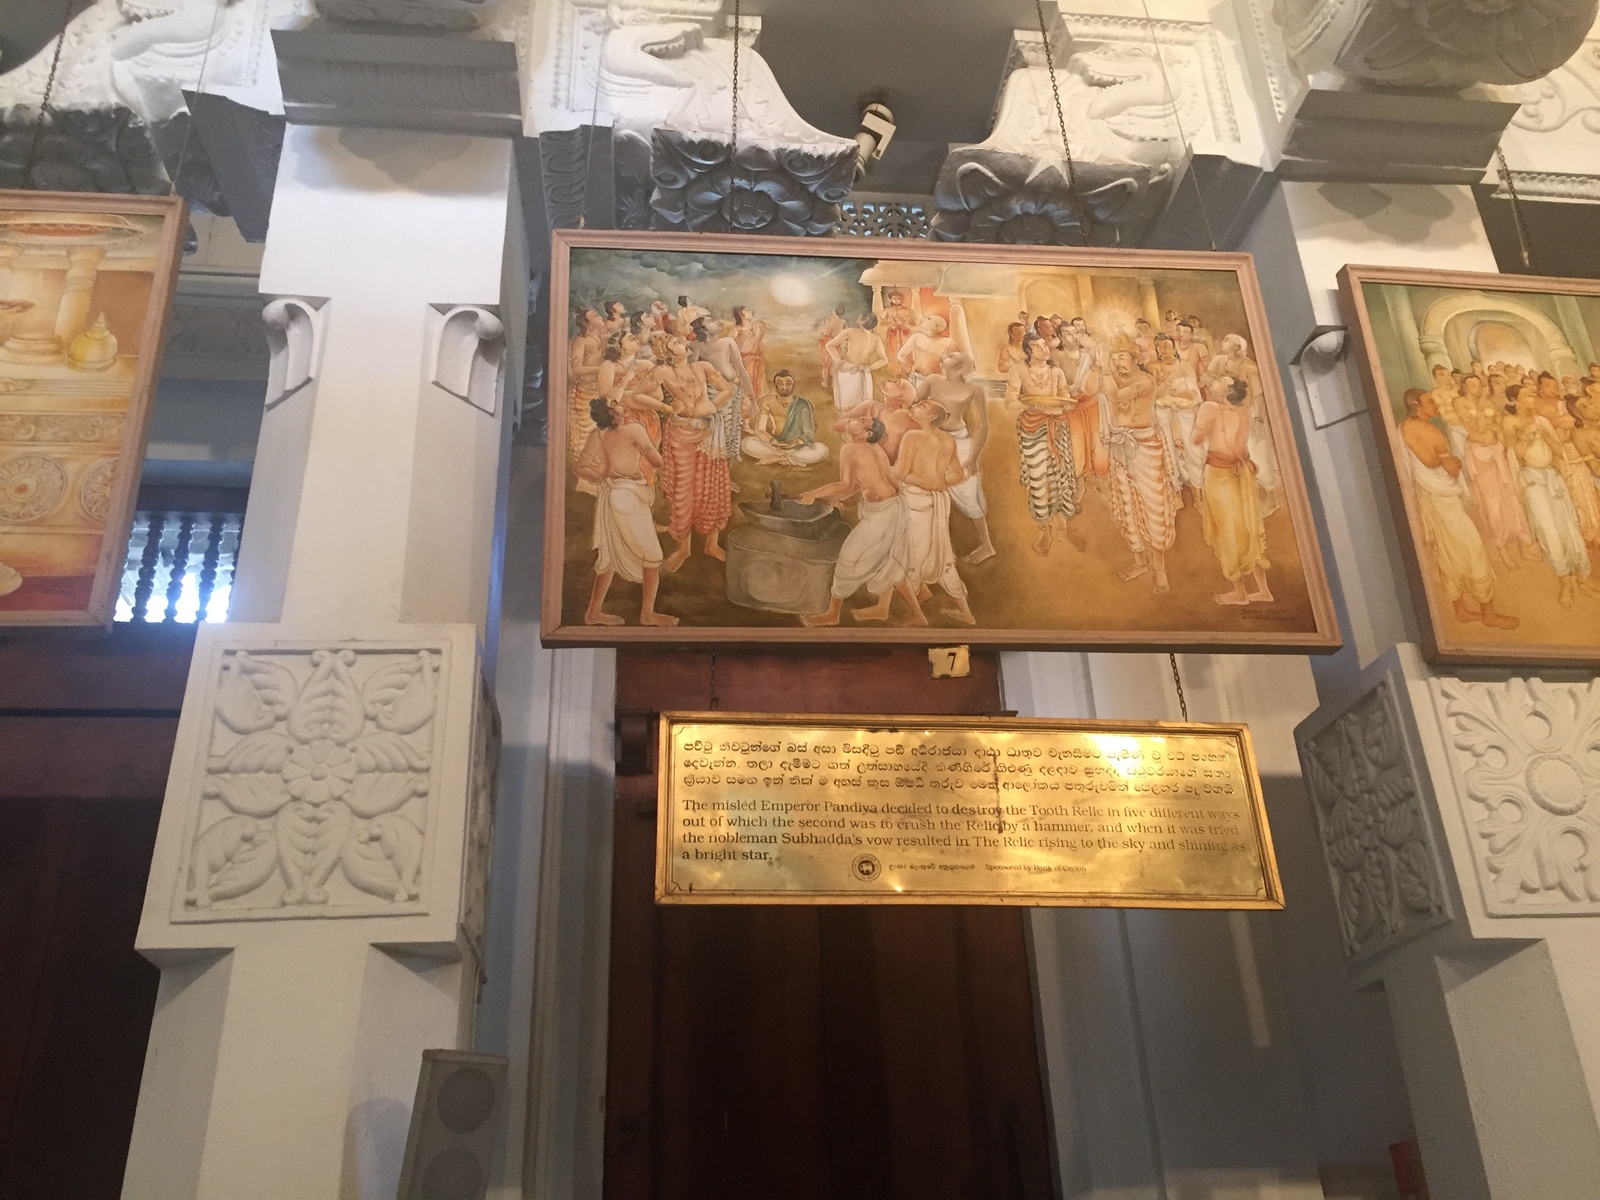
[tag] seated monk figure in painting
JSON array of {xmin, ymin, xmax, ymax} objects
[
  {"xmin": 574, "ymin": 396, "xmax": 677, "ymax": 628},
  {"xmin": 742, "ymin": 370, "xmax": 829, "ymax": 467},
  {"xmin": 799, "ymin": 415, "xmax": 926, "ymax": 628}
]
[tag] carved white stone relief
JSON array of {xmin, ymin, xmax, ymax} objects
[
  {"xmin": 0, "ymin": 0, "xmax": 306, "ymax": 123},
  {"xmin": 536, "ymin": 0, "xmax": 724, "ymax": 130},
  {"xmin": 430, "ymin": 304, "xmax": 504, "ymax": 416},
  {"xmin": 1299, "ymin": 673, "xmax": 1451, "ymax": 963},
  {"xmin": 1434, "ymin": 676, "xmax": 1600, "ymax": 915},
  {"xmin": 933, "ymin": 28, "xmax": 1208, "ymax": 244},
  {"xmin": 1272, "ymin": 0, "xmax": 1364, "ymax": 77},
  {"xmin": 530, "ymin": 1, "xmax": 854, "ymax": 233},
  {"xmin": 1054, "ymin": 14, "xmax": 1243, "ymax": 147},
  {"xmin": 1237, "ymin": 0, "xmax": 1310, "ymax": 123},
  {"xmin": 178, "ymin": 645, "xmax": 446, "ymax": 919},
  {"xmin": 1272, "ymin": 0, "xmax": 1597, "ymax": 90},
  {"xmin": 262, "ymin": 296, "xmax": 326, "ymax": 410},
  {"xmin": 1494, "ymin": 39, "xmax": 1600, "ymax": 201}
]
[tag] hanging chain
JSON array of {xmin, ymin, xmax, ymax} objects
[
  {"xmin": 1495, "ymin": 144, "xmax": 1540, "ymax": 275},
  {"xmin": 1168, "ymin": 653, "xmax": 1189, "ymax": 722},
  {"xmin": 170, "ymin": 0, "xmax": 228, "ymax": 199},
  {"xmin": 729, "ymin": 0, "xmax": 742, "ymax": 217},
  {"xmin": 1034, "ymin": 0, "xmax": 1090, "ymax": 244},
  {"xmin": 1139, "ymin": 0, "xmax": 1219, "ymax": 253},
  {"xmin": 577, "ymin": 23, "xmax": 608, "ymax": 230},
  {"xmin": 21, "ymin": 0, "xmax": 75, "ymax": 185}
]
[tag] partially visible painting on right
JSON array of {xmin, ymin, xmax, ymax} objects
[{"xmin": 1341, "ymin": 264, "xmax": 1600, "ymax": 664}]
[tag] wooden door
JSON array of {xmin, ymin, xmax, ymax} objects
[
  {"xmin": 604, "ymin": 649, "xmax": 1056, "ymax": 1200},
  {"xmin": 0, "ymin": 625, "xmax": 193, "ymax": 1199}
]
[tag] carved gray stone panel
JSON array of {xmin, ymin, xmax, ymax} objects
[
  {"xmin": 646, "ymin": 132, "xmax": 855, "ymax": 237},
  {"xmin": 1299, "ymin": 671, "xmax": 1452, "ymax": 964}
]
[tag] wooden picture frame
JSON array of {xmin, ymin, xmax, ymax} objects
[
  {"xmin": 1340, "ymin": 263, "xmax": 1600, "ymax": 665},
  {"xmin": 544, "ymin": 230, "xmax": 1339, "ymax": 651},
  {"xmin": 0, "ymin": 189, "xmax": 186, "ymax": 627}
]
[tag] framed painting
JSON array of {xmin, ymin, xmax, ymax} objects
[
  {"xmin": 543, "ymin": 230, "xmax": 1338, "ymax": 650},
  {"xmin": 1341, "ymin": 264, "xmax": 1600, "ymax": 665},
  {"xmin": 0, "ymin": 189, "xmax": 185, "ymax": 626}
]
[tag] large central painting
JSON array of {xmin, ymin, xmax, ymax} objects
[{"xmin": 542, "ymin": 231, "xmax": 1337, "ymax": 650}]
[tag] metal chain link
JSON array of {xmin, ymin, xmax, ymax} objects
[
  {"xmin": 170, "ymin": 0, "xmax": 228, "ymax": 199},
  {"xmin": 729, "ymin": 0, "xmax": 742, "ymax": 220},
  {"xmin": 1495, "ymin": 144, "xmax": 1541, "ymax": 275},
  {"xmin": 1034, "ymin": 0, "xmax": 1090, "ymax": 244},
  {"xmin": 1138, "ymin": 0, "xmax": 1219, "ymax": 253},
  {"xmin": 22, "ymin": 0, "xmax": 75, "ymax": 184},
  {"xmin": 1168, "ymin": 653, "xmax": 1189, "ymax": 722}
]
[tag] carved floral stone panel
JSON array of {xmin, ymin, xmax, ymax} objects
[
  {"xmin": 1434, "ymin": 676, "xmax": 1600, "ymax": 915},
  {"xmin": 1299, "ymin": 672, "xmax": 1451, "ymax": 963},
  {"xmin": 176, "ymin": 644, "xmax": 449, "ymax": 920}
]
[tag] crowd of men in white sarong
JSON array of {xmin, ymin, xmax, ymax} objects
[
  {"xmin": 569, "ymin": 291, "xmax": 1289, "ymax": 627},
  {"xmin": 1398, "ymin": 358, "xmax": 1600, "ymax": 623}
]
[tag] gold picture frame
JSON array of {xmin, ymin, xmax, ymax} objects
[
  {"xmin": 1341, "ymin": 263, "xmax": 1600, "ymax": 665},
  {"xmin": 542, "ymin": 230, "xmax": 1338, "ymax": 651},
  {"xmin": 0, "ymin": 189, "xmax": 186, "ymax": 627}
]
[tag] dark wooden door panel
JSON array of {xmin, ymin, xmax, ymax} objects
[
  {"xmin": 0, "ymin": 717, "xmax": 179, "ymax": 799},
  {"xmin": 604, "ymin": 649, "xmax": 1054, "ymax": 1200},
  {"xmin": 0, "ymin": 625, "xmax": 191, "ymax": 1200},
  {"xmin": 0, "ymin": 798, "xmax": 162, "ymax": 1199},
  {"xmin": 0, "ymin": 801, "xmax": 75, "ymax": 1152}
]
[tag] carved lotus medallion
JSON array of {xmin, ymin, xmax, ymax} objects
[{"xmin": 181, "ymin": 646, "xmax": 443, "ymax": 916}]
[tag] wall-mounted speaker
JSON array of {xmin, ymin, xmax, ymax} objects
[{"xmin": 395, "ymin": 1049, "xmax": 509, "ymax": 1200}]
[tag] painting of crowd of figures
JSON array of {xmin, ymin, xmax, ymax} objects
[
  {"xmin": 1342, "ymin": 265, "xmax": 1600, "ymax": 665},
  {"xmin": 0, "ymin": 191, "xmax": 182, "ymax": 626},
  {"xmin": 543, "ymin": 231, "xmax": 1339, "ymax": 650}
]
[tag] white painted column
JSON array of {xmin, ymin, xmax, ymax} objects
[
  {"xmin": 121, "ymin": 120, "xmax": 522, "ymax": 1200},
  {"xmin": 474, "ymin": 444, "xmax": 616, "ymax": 1200},
  {"xmin": 1278, "ymin": 182, "xmax": 1600, "ymax": 1196},
  {"xmin": 1004, "ymin": 649, "xmax": 1391, "ymax": 1199}
]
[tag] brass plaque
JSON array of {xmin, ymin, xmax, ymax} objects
[{"xmin": 656, "ymin": 713, "xmax": 1282, "ymax": 909}]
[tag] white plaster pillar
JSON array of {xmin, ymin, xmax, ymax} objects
[
  {"xmin": 1297, "ymin": 649, "xmax": 1600, "ymax": 1199},
  {"xmin": 121, "ymin": 118, "xmax": 523, "ymax": 1200},
  {"xmin": 474, "ymin": 445, "xmax": 616, "ymax": 1200},
  {"xmin": 1272, "ymin": 180, "xmax": 1600, "ymax": 1196},
  {"xmin": 1003, "ymin": 649, "xmax": 1389, "ymax": 1198}
]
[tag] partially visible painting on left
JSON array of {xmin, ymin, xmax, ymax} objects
[{"xmin": 0, "ymin": 190, "xmax": 183, "ymax": 625}]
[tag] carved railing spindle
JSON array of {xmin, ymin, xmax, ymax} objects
[
  {"xmin": 164, "ymin": 514, "xmax": 196, "ymax": 623},
  {"xmin": 196, "ymin": 513, "xmax": 223, "ymax": 621},
  {"xmin": 131, "ymin": 511, "xmax": 166, "ymax": 622}
]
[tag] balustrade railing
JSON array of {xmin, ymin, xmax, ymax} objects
[{"xmin": 115, "ymin": 510, "xmax": 242, "ymax": 623}]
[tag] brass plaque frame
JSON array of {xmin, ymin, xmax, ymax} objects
[{"xmin": 654, "ymin": 713, "xmax": 1284, "ymax": 909}]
